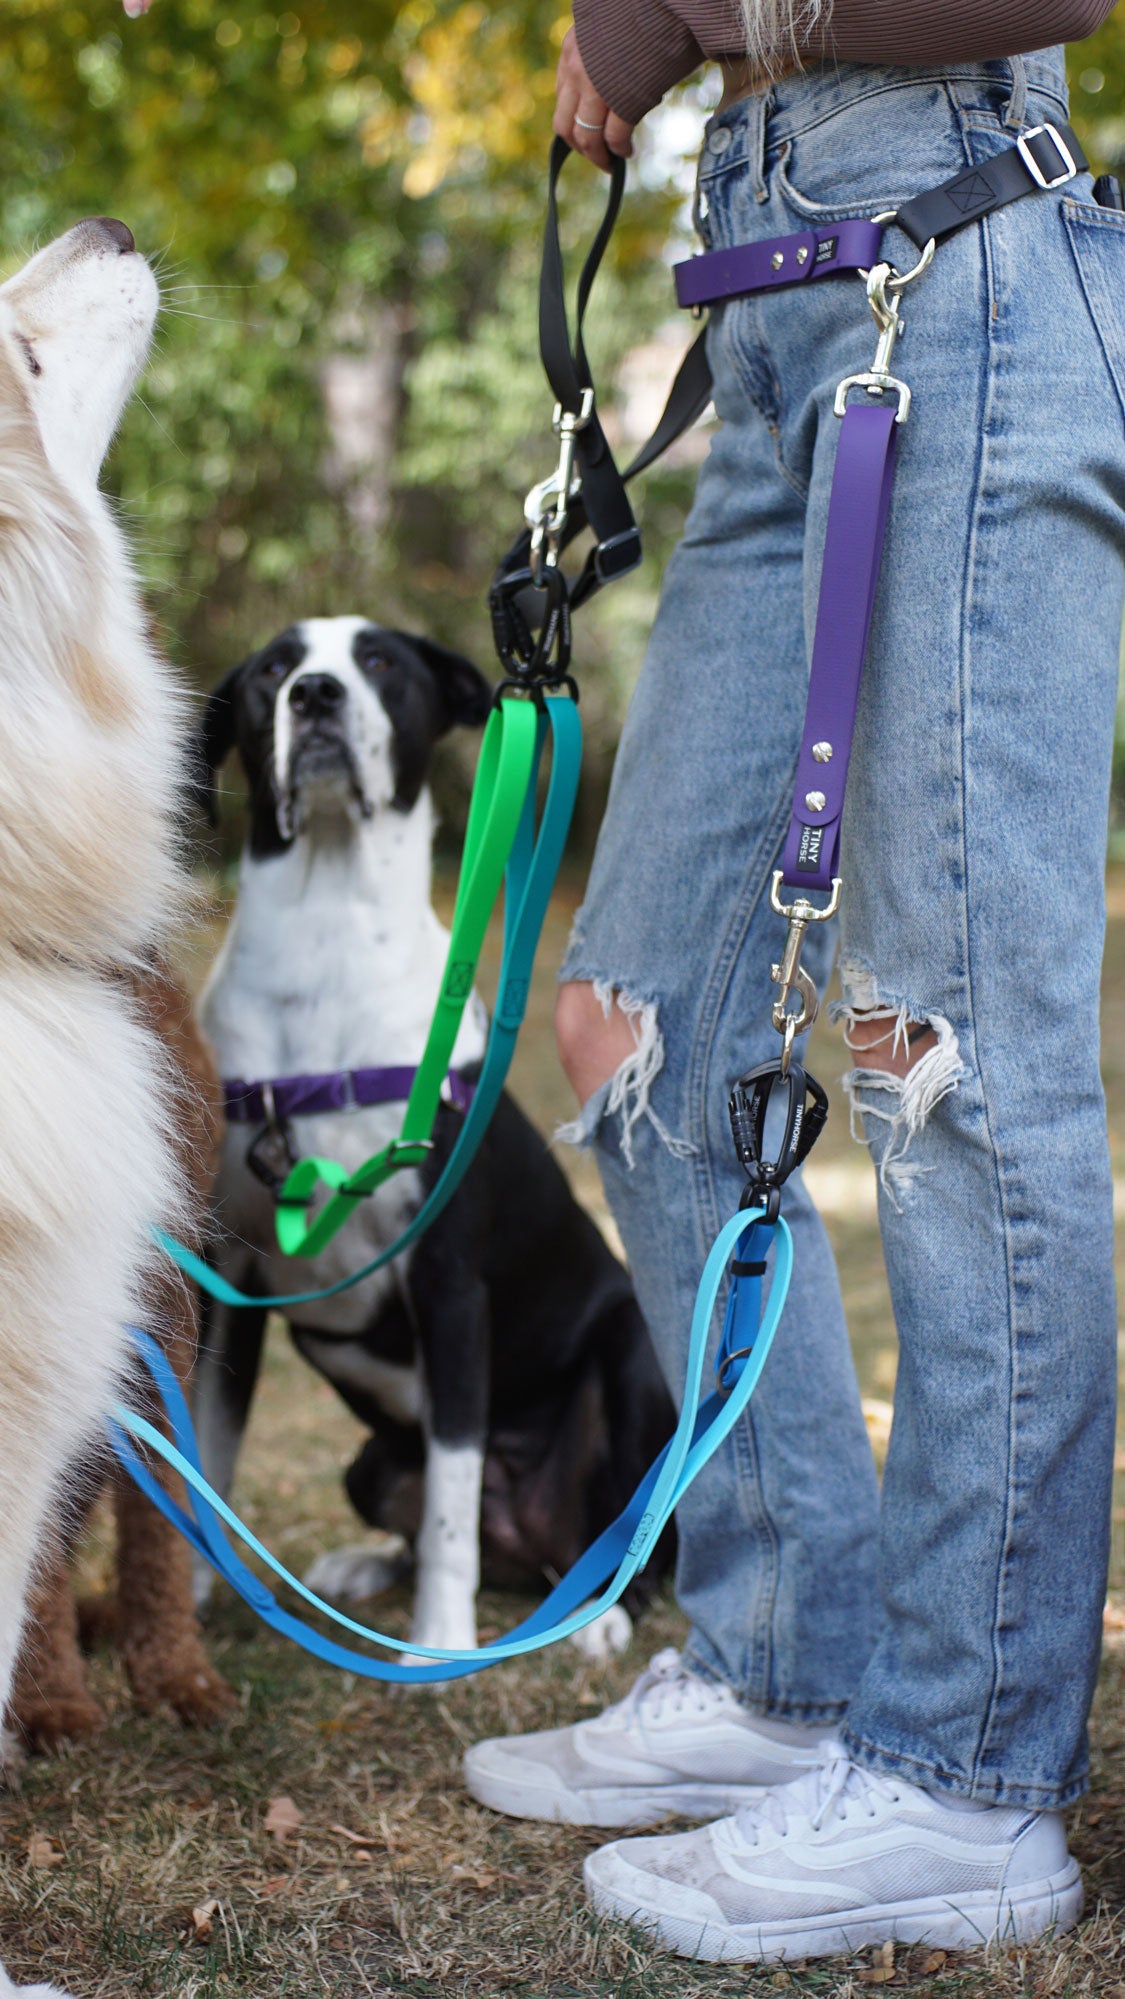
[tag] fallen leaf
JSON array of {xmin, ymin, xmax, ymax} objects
[
  {"xmin": 27, "ymin": 1834, "xmax": 62, "ymax": 1870},
  {"xmin": 259, "ymin": 1876, "xmax": 291, "ymax": 1897},
  {"xmin": 878, "ymin": 1941, "xmax": 894, "ymax": 1971},
  {"xmin": 450, "ymin": 1863, "xmax": 500, "ymax": 1890},
  {"xmin": 918, "ymin": 1951, "xmax": 947, "ymax": 1975},
  {"xmin": 263, "ymin": 1795, "xmax": 302, "ymax": 1841},
  {"xmin": 189, "ymin": 1899, "xmax": 218, "ymax": 1941}
]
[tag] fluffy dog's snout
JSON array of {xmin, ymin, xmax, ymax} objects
[
  {"xmin": 290, "ymin": 672, "xmax": 346, "ymax": 721},
  {"xmin": 86, "ymin": 217, "xmax": 136, "ymax": 254}
]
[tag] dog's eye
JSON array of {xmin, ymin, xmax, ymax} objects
[
  {"xmin": 260, "ymin": 655, "xmax": 291, "ymax": 680},
  {"xmin": 361, "ymin": 648, "xmax": 388, "ymax": 674},
  {"xmin": 16, "ymin": 336, "xmax": 41, "ymax": 379}
]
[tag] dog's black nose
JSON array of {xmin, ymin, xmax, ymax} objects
[
  {"xmin": 289, "ymin": 673, "xmax": 346, "ymax": 720},
  {"xmin": 90, "ymin": 218, "xmax": 136, "ymax": 255}
]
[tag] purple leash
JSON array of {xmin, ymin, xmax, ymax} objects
[{"xmin": 780, "ymin": 401, "xmax": 899, "ymax": 895}]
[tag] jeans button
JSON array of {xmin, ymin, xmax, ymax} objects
[{"xmin": 708, "ymin": 126, "xmax": 733, "ymax": 155}]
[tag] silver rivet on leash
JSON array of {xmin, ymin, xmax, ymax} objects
[
  {"xmin": 771, "ymin": 251, "xmax": 784, "ymax": 270},
  {"xmin": 796, "ymin": 246, "xmax": 809, "ymax": 265},
  {"xmin": 805, "ymin": 790, "xmax": 826, "ymax": 812},
  {"xmin": 812, "ymin": 741, "xmax": 833, "ymax": 762}
]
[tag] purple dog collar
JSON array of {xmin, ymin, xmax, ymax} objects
[
  {"xmin": 673, "ymin": 218, "xmax": 886, "ymax": 312},
  {"xmin": 224, "ymin": 1066, "xmax": 476, "ymax": 1126}
]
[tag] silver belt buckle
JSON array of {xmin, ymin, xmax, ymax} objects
[{"xmin": 1017, "ymin": 123, "xmax": 1078, "ymax": 192}]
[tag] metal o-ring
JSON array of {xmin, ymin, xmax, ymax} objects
[{"xmin": 869, "ymin": 210, "xmax": 937, "ymax": 292}]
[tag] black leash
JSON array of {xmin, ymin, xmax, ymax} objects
[{"xmin": 489, "ymin": 141, "xmax": 713, "ymax": 684}]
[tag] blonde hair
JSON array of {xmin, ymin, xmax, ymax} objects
[{"xmin": 739, "ymin": 0, "xmax": 831, "ymax": 74}]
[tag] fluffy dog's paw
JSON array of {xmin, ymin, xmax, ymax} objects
[
  {"xmin": 0, "ymin": 1972, "xmax": 76, "ymax": 1998},
  {"xmin": 569, "ymin": 1604, "xmax": 633, "ymax": 1661},
  {"xmin": 304, "ymin": 1538, "xmax": 410, "ymax": 1604},
  {"xmin": 123, "ymin": 1639, "xmax": 236, "ymax": 1725},
  {"xmin": 0, "ymin": 1727, "xmax": 25, "ymax": 1791},
  {"xmin": 10, "ymin": 1691, "xmax": 106, "ymax": 1753}
]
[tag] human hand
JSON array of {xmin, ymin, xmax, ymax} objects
[{"xmin": 554, "ymin": 26, "xmax": 635, "ymax": 172}]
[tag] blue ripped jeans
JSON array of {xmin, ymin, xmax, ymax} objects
[{"xmin": 559, "ymin": 49, "xmax": 1125, "ymax": 1809}]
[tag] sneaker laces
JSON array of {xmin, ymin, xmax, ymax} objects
[
  {"xmin": 734, "ymin": 1745, "xmax": 906, "ymax": 1846},
  {"xmin": 615, "ymin": 1648, "xmax": 728, "ymax": 1727}
]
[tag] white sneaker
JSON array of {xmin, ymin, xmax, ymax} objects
[
  {"xmin": 584, "ymin": 1745, "xmax": 1084, "ymax": 1961},
  {"xmin": 462, "ymin": 1648, "xmax": 836, "ymax": 1828}
]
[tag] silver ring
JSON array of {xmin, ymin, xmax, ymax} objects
[{"xmin": 574, "ymin": 116, "xmax": 605, "ymax": 132}]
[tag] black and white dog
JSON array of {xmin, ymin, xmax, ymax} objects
[{"xmin": 191, "ymin": 617, "xmax": 674, "ymax": 1657}]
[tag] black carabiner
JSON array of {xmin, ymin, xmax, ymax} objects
[{"xmin": 728, "ymin": 1058, "xmax": 829, "ymax": 1218}]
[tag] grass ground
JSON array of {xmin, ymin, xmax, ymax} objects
[{"xmin": 4, "ymin": 867, "xmax": 1125, "ymax": 1997}]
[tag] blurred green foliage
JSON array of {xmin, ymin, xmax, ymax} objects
[
  {"xmin": 0, "ymin": 0, "xmax": 697, "ymax": 845},
  {"xmin": 3, "ymin": 12, "xmax": 1125, "ymax": 840}
]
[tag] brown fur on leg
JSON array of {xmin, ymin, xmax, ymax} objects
[
  {"xmin": 9, "ymin": 1534, "xmax": 105, "ymax": 1750},
  {"xmin": 11, "ymin": 958, "xmax": 235, "ymax": 1744},
  {"xmin": 114, "ymin": 963, "xmax": 235, "ymax": 1724}
]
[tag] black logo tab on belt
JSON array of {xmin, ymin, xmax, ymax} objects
[{"xmin": 815, "ymin": 236, "xmax": 837, "ymax": 265}]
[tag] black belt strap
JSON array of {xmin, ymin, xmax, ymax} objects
[{"xmin": 896, "ymin": 121, "xmax": 1086, "ymax": 248}]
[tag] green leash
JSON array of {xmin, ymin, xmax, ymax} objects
[
  {"xmin": 273, "ymin": 694, "xmax": 539, "ymax": 1259},
  {"xmin": 159, "ymin": 694, "xmax": 581, "ymax": 1310}
]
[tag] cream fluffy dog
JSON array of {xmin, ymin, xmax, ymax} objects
[{"xmin": 0, "ymin": 218, "xmax": 183, "ymax": 1999}]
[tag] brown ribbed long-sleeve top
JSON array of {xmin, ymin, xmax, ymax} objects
[{"xmin": 573, "ymin": 0, "xmax": 1118, "ymax": 125}]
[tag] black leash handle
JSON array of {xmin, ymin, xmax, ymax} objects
[
  {"xmin": 489, "ymin": 139, "xmax": 716, "ymax": 671},
  {"xmin": 539, "ymin": 137, "xmax": 626, "ymax": 418}
]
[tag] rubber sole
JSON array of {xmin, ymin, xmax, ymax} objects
[
  {"xmin": 462, "ymin": 1754, "xmax": 778, "ymax": 1829},
  {"xmin": 584, "ymin": 1855, "xmax": 1085, "ymax": 1962}
]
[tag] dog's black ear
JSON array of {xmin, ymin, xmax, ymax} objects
[
  {"xmin": 190, "ymin": 664, "xmax": 243, "ymax": 825},
  {"xmin": 394, "ymin": 634, "xmax": 492, "ymax": 734}
]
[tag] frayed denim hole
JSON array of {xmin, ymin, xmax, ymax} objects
[
  {"xmin": 554, "ymin": 978, "xmax": 697, "ymax": 1170},
  {"xmin": 829, "ymin": 956, "xmax": 966, "ymax": 1212},
  {"xmin": 553, "ymin": 1071, "xmax": 614, "ymax": 1153}
]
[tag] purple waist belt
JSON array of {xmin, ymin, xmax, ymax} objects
[
  {"xmin": 225, "ymin": 1067, "xmax": 476, "ymax": 1126},
  {"xmin": 673, "ymin": 219, "xmax": 885, "ymax": 312}
]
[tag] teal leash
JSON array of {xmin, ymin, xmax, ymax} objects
[{"xmin": 113, "ymin": 1207, "xmax": 789, "ymax": 1682}]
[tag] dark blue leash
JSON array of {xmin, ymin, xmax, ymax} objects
[{"xmin": 112, "ymin": 1209, "xmax": 789, "ymax": 1681}]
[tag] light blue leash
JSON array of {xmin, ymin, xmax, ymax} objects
[
  {"xmin": 111, "ymin": 1207, "xmax": 789, "ymax": 1683},
  {"xmin": 157, "ymin": 694, "xmax": 582, "ymax": 1312}
]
